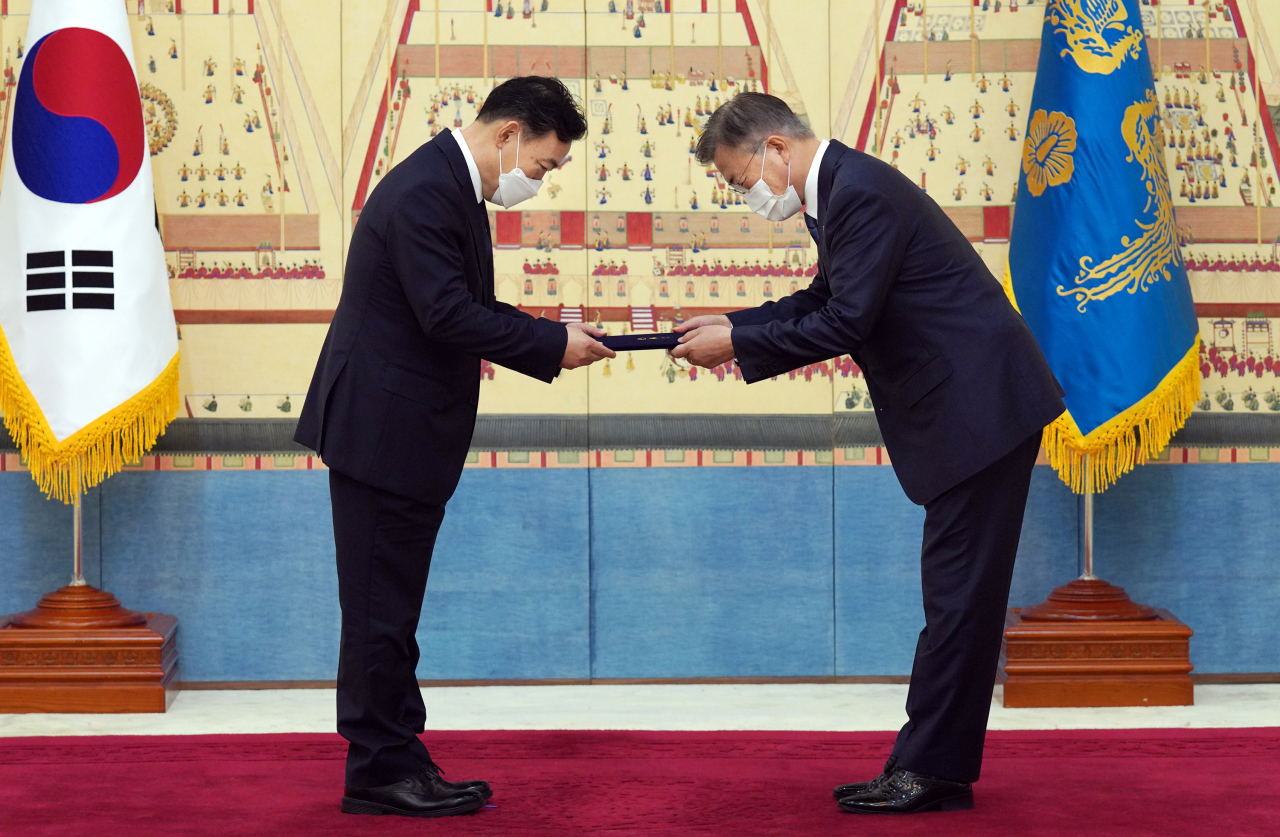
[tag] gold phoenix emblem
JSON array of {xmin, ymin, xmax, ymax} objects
[
  {"xmin": 1056, "ymin": 91, "xmax": 1181, "ymax": 312},
  {"xmin": 1047, "ymin": 0, "xmax": 1144, "ymax": 76},
  {"xmin": 1022, "ymin": 110, "xmax": 1077, "ymax": 197}
]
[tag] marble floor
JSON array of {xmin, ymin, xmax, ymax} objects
[{"xmin": 1, "ymin": 683, "xmax": 1277, "ymax": 738}]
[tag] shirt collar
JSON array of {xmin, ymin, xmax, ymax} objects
[
  {"xmin": 804, "ymin": 139, "xmax": 830, "ymax": 221},
  {"xmin": 451, "ymin": 128, "xmax": 484, "ymax": 204}
]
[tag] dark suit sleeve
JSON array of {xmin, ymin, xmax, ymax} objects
[
  {"xmin": 493, "ymin": 300, "xmax": 535, "ymax": 320},
  {"xmin": 388, "ymin": 188, "xmax": 568, "ymax": 383},
  {"xmin": 725, "ymin": 262, "xmax": 831, "ymax": 327},
  {"xmin": 729, "ymin": 187, "xmax": 907, "ymax": 383}
]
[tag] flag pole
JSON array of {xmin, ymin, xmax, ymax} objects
[
  {"xmin": 1000, "ymin": 0, "xmax": 1197, "ymax": 709},
  {"xmin": 1081, "ymin": 455, "xmax": 1096, "ymax": 580},
  {"xmin": 70, "ymin": 492, "xmax": 85, "ymax": 587},
  {"xmin": 0, "ymin": 0, "xmax": 183, "ymax": 714}
]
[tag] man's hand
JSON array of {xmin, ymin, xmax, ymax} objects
[
  {"xmin": 670, "ymin": 323, "xmax": 735, "ymax": 369},
  {"xmin": 560, "ymin": 323, "xmax": 616, "ymax": 369},
  {"xmin": 673, "ymin": 314, "xmax": 732, "ymax": 333}
]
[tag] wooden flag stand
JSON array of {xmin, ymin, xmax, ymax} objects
[
  {"xmin": 1000, "ymin": 461, "xmax": 1194, "ymax": 708},
  {"xmin": 0, "ymin": 495, "xmax": 179, "ymax": 713}
]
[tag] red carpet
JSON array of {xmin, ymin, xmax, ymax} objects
[{"xmin": 0, "ymin": 728, "xmax": 1276, "ymax": 836}]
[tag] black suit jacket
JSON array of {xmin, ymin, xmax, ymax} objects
[
  {"xmin": 728, "ymin": 140, "xmax": 1065, "ymax": 505},
  {"xmin": 295, "ymin": 133, "xmax": 567, "ymax": 504}
]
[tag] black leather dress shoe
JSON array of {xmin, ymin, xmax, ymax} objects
[
  {"xmin": 837, "ymin": 766, "xmax": 974, "ymax": 814},
  {"xmin": 423, "ymin": 759, "xmax": 493, "ymax": 801},
  {"xmin": 832, "ymin": 754, "xmax": 898, "ymax": 800},
  {"xmin": 341, "ymin": 768, "xmax": 486, "ymax": 817}
]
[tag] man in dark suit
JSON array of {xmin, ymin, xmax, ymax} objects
[
  {"xmin": 673, "ymin": 93, "xmax": 1066, "ymax": 814},
  {"xmin": 295, "ymin": 77, "xmax": 611, "ymax": 819}
]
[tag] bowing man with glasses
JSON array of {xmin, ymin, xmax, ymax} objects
[
  {"xmin": 671, "ymin": 92, "xmax": 1066, "ymax": 814},
  {"xmin": 296, "ymin": 77, "xmax": 613, "ymax": 819}
]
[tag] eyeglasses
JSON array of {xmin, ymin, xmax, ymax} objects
[{"xmin": 726, "ymin": 140, "xmax": 766, "ymax": 195}]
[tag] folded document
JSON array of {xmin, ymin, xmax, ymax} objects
[{"xmin": 599, "ymin": 333, "xmax": 682, "ymax": 351}]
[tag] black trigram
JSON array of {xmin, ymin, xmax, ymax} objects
[{"xmin": 25, "ymin": 251, "xmax": 114, "ymax": 312}]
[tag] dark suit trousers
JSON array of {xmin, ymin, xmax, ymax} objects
[
  {"xmin": 891, "ymin": 430, "xmax": 1041, "ymax": 784},
  {"xmin": 330, "ymin": 468, "xmax": 444, "ymax": 788}
]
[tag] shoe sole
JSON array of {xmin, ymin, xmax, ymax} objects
[
  {"xmin": 340, "ymin": 796, "xmax": 486, "ymax": 817},
  {"xmin": 838, "ymin": 791, "xmax": 974, "ymax": 814}
]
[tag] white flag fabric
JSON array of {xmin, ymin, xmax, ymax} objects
[{"xmin": 0, "ymin": 0, "xmax": 178, "ymax": 502}]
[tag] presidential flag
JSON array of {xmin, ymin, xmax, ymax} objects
[
  {"xmin": 0, "ymin": 0, "xmax": 178, "ymax": 503},
  {"xmin": 1007, "ymin": 0, "xmax": 1199, "ymax": 493}
]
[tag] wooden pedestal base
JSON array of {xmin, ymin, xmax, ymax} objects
[
  {"xmin": 1000, "ymin": 579, "xmax": 1193, "ymax": 708},
  {"xmin": 0, "ymin": 585, "xmax": 179, "ymax": 713}
]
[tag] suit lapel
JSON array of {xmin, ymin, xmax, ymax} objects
[
  {"xmin": 436, "ymin": 132, "xmax": 494, "ymax": 306},
  {"xmin": 469, "ymin": 201, "xmax": 495, "ymax": 307},
  {"xmin": 816, "ymin": 140, "xmax": 842, "ymax": 266}
]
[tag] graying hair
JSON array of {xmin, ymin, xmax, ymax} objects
[{"xmin": 694, "ymin": 92, "xmax": 814, "ymax": 166}]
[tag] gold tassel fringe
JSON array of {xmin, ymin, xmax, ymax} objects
[
  {"xmin": 1041, "ymin": 340, "xmax": 1201, "ymax": 494},
  {"xmin": 1001, "ymin": 261, "xmax": 1022, "ymax": 313},
  {"xmin": 0, "ymin": 325, "xmax": 179, "ymax": 504},
  {"xmin": 1004, "ymin": 261, "xmax": 1200, "ymax": 494}
]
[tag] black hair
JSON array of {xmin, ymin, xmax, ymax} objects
[
  {"xmin": 694, "ymin": 92, "xmax": 814, "ymax": 166},
  {"xmin": 476, "ymin": 76, "xmax": 588, "ymax": 144}
]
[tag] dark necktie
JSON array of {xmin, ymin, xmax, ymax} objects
[{"xmin": 804, "ymin": 213, "xmax": 821, "ymax": 248}]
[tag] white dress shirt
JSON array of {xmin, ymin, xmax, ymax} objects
[
  {"xmin": 804, "ymin": 139, "xmax": 830, "ymax": 222},
  {"xmin": 450, "ymin": 128, "xmax": 484, "ymax": 204}
]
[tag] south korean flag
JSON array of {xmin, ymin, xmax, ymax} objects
[{"xmin": 0, "ymin": 0, "xmax": 178, "ymax": 502}]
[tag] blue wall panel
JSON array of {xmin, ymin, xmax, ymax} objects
[
  {"xmin": 419, "ymin": 469, "xmax": 591, "ymax": 680},
  {"xmin": 834, "ymin": 467, "xmax": 1079, "ymax": 675},
  {"xmin": 588, "ymin": 467, "xmax": 836, "ymax": 678},
  {"xmin": 100, "ymin": 472, "xmax": 340, "ymax": 682},
  {"xmin": 0, "ymin": 478, "xmax": 103, "ymax": 615},
  {"xmin": 87, "ymin": 469, "xmax": 592, "ymax": 682},
  {"xmin": 1004, "ymin": 469, "xmax": 1082, "ymax": 613},
  {"xmin": 1092, "ymin": 464, "xmax": 1280, "ymax": 673},
  {"xmin": 3, "ymin": 460, "xmax": 1279, "ymax": 681},
  {"xmin": 833, "ymin": 466, "xmax": 926, "ymax": 675}
]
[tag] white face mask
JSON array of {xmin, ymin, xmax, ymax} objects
[
  {"xmin": 489, "ymin": 131, "xmax": 542, "ymax": 209},
  {"xmin": 745, "ymin": 146, "xmax": 803, "ymax": 221}
]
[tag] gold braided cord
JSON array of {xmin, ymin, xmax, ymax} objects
[{"xmin": 0, "ymin": 324, "xmax": 179, "ymax": 504}]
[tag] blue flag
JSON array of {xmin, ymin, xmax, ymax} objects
[{"xmin": 1007, "ymin": 0, "xmax": 1199, "ymax": 493}]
